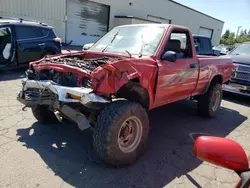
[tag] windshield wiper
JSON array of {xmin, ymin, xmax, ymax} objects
[
  {"xmin": 125, "ymin": 50, "xmax": 132, "ymax": 58},
  {"xmin": 102, "ymin": 30, "xmax": 119, "ymax": 52}
]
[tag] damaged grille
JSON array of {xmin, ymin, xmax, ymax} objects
[{"xmin": 24, "ymin": 88, "xmax": 55, "ymax": 101}]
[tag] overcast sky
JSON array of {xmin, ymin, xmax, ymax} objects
[{"xmin": 174, "ymin": 0, "xmax": 250, "ymax": 35}]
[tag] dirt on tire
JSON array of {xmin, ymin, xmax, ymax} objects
[
  {"xmin": 198, "ymin": 82, "xmax": 222, "ymax": 118},
  {"xmin": 92, "ymin": 100, "xmax": 150, "ymax": 167}
]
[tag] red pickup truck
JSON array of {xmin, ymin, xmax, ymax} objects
[{"xmin": 17, "ymin": 24, "xmax": 233, "ymax": 167}]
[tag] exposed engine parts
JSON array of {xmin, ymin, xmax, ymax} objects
[
  {"xmin": 44, "ymin": 56, "xmax": 121, "ymax": 72},
  {"xmin": 27, "ymin": 56, "xmax": 122, "ymax": 88}
]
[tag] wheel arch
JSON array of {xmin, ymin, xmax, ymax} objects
[
  {"xmin": 116, "ymin": 78, "xmax": 150, "ymax": 109},
  {"xmin": 201, "ymin": 74, "xmax": 223, "ymax": 95}
]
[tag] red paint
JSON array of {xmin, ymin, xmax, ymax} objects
[
  {"xmin": 29, "ymin": 24, "xmax": 233, "ymax": 110},
  {"xmin": 194, "ymin": 136, "xmax": 249, "ymax": 172}
]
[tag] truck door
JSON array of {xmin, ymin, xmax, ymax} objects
[
  {"xmin": 15, "ymin": 25, "xmax": 44, "ymax": 64},
  {"xmin": 154, "ymin": 29, "xmax": 199, "ymax": 106},
  {"xmin": 0, "ymin": 26, "xmax": 15, "ymax": 67}
]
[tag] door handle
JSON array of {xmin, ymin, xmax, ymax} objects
[
  {"xmin": 38, "ymin": 43, "xmax": 45, "ymax": 46},
  {"xmin": 190, "ymin": 63, "xmax": 198, "ymax": 69}
]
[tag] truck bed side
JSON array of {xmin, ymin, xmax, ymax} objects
[{"xmin": 192, "ymin": 55, "xmax": 233, "ymax": 96}]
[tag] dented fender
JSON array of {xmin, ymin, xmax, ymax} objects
[
  {"xmin": 91, "ymin": 61, "xmax": 140, "ymax": 94},
  {"xmin": 90, "ymin": 58, "xmax": 158, "ymax": 108}
]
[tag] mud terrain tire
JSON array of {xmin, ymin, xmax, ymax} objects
[
  {"xmin": 93, "ymin": 100, "xmax": 149, "ymax": 167},
  {"xmin": 31, "ymin": 105, "xmax": 58, "ymax": 124},
  {"xmin": 198, "ymin": 82, "xmax": 222, "ymax": 118}
]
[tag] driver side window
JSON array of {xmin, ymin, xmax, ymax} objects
[
  {"xmin": 0, "ymin": 27, "xmax": 12, "ymax": 62},
  {"xmin": 163, "ymin": 30, "xmax": 193, "ymax": 59}
]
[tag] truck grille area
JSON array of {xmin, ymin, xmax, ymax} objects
[
  {"xmin": 238, "ymin": 66, "xmax": 250, "ymax": 73},
  {"xmin": 235, "ymin": 72, "xmax": 250, "ymax": 80},
  {"xmin": 232, "ymin": 63, "xmax": 250, "ymax": 81},
  {"xmin": 24, "ymin": 88, "xmax": 55, "ymax": 102},
  {"xmin": 37, "ymin": 70, "xmax": 78, "ymax": 87}
]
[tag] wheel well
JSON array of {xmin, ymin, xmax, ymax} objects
[
  {"xmin": 211, "ymin": 75, "xmax": 223, "ymax": 85},
  {"xmin": 198, "ymin": 75, "xmax": 223, "ymax": 96},
  {"xmin": 116, "ymin": 78, "xmax": 149, "ymax": 109}
]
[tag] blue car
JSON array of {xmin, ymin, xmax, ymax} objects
[{"xmin": 0, "ymin": 17, "xmax": 62, "ymax": 69}]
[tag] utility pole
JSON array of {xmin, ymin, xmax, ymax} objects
[{"xmin": 235, "ymin": 26, "xmax": 242, "ymax": 42}]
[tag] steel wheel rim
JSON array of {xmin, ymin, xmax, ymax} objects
[
  {"xmin": 118, "ymin": 116, "xmax": 143, "ymax": 153},
  {"xmin": 212, "ymin": 90, "xmax": 221, "ymax": 111}
]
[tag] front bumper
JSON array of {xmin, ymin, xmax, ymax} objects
[
  {"xmin": 17, "ymin": 78, "xmax": 110, "ymax": 106},
  {"xmin": 17, "ymin": 79, "xmax": 110, "ymax": 130},
  {"xmin": 223, "ymin": 83, "xmax": 250, "ymax": 97}
]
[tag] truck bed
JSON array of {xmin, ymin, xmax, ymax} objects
[{"xmin": 192, "ymin": 55, "xmax": 233, "ymax": 96}]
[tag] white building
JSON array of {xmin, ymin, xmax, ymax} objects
[{"xmin": 0, "ymin": 0, "xmax": 224, "ymax": 46}]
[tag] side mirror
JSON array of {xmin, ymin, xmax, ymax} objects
[
  {"xmin": 161, "ymin": 51, "xmax": 177, "ymax": 62},
  {"xmin": 194, "ymin": 136, "xmax": 249, "ymax": 172}
]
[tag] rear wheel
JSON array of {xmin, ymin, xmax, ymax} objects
[
  {"xmin": 93, "ymin": 100, "xmax": 149, "ymax": 167},
  {"xmin": 31, "ymin": 105, "xmax": 58, "ymax": 124},
  {"xmin": 198, "ymin": 82, "xmax": 222, "ymax": 118}
]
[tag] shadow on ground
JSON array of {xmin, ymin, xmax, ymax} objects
[
  {"xmin": 0, "ymin": 68, "xmax": 26, "ymax": 81},
  {"xmin": 223, "ymin": 92, "xmax": 250, "ymax": 107},
  {"xmin": 17, "ymin": 100, "xmax": 247, "ymax": 188}
]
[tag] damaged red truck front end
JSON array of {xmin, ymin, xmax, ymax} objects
[{"xmin": 18, "ymin": 50, "xmax": 157, "ymax": 129}]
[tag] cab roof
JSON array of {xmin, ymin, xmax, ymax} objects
[
  {"xmin": 114, "ymin": 23, "xmax": 190, "ymax": 30},
  {"xmin": 0, "ymin": 17, "xmax": 53, "ymax": 29}
]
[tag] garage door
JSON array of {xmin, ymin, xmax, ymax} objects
[
  {"xmin": 198, "ymin": 27, "xmax": 213, "ymax": 39},
  {"xmin": 66, "ymin": 0, "xmax": 110, "ymax": 46}
]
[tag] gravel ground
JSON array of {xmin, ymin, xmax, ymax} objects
[{"xmin": 0, "ymin": 69, "xmax": 250, "ymax": 188}]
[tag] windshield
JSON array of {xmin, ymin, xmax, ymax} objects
[
  {"xmin": 89, "ymin": 25, "xmax": 165, "ymax": 56},
  {"xmin": 230, "ymin": 43, "xmax": 250, "ymax": 56}
]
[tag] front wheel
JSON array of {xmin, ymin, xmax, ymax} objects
[
  {"xmin": 198, "ymin": 82, "xmax": 222, "ymax": 118},
  {"xmin": 93, "ymin": 100, "xmax": 149, "ymax": 167}
]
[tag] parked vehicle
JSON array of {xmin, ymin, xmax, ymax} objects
[
  {"xmin": 194, "ymin": 136, "xmax": 250, "ymax": 188},
  {"xmin": 17, "ymin": 24, "xmax": 233, "ymax": 166},
  {"xmin": 213, "ymin": 44, "xmax": 232, "ymax": 55},
  {"xmin": 222, "ymin": 42, "xmax": 250, "ymax": 96},
  {"xmin": 193, "ymin": 35, "xmax": 220, "ymax": 56},
  {"xmin": 82, "ymin": 34, "xmax": 221, "ymax": 56},
  {"xmin": 0, "ymin": 17, "xmax": 62, "ymax": 69}
]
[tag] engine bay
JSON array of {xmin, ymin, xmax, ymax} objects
[
  {"xmin": 27, "ymin": 55, "xmax": 123, "ymax": 88},
  {"xmin": 43, "ymin": 55, "xmax": 121, "ymax": 72}
]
